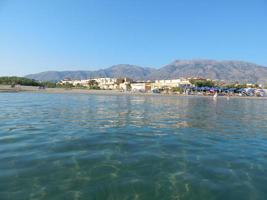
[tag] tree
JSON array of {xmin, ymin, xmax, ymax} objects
[
  {"xmin": 60, "ymin": 82, "xmax": 74, "ymax": 88},
  {"xmin": 88, "ymin": 80, "xmax": 100, "ymax": 89},
  {"xmin": 189, "ymin": 79, "xmax": 215, "ymax": 87},
  {"xmin": 225, "ymin": 84, "xmax": 246, "ymax": 89},
  {"xmin": 88, "ymin": 80, "xmax": 98, "ymax": 87},
  {"xmin": 252, "ymin": 84, "xmax": 259, "ymax": 88},
  {"xmin": 41, "ymin": 81, "xmax": 57, "ymax": 88},
  {"xmin": 0, "ymin": 76, "xmax": 41, "ymax": 86},
  {"xmin": 171, "ymin": 87, "xmax": 182, "ymax": 93}
]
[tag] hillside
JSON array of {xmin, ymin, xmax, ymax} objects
[
  {"xmin": 25, "ymin": 64, "xmax": 154, "ymax": 82},
  {"xmin": 25, "ymin": 60, "xmax": 267, "ymax": 83},
  {"xmin": 147, "ymin": 60, "xmax": 267, "ymax": 83}
]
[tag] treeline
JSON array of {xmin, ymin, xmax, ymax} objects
[
  {"xmin": 0, "ymin": 76, "xmax": 57, "ymax": 88},
  {"xmin": 189, "ymin": 79, "xmax": 215, "ymax": 87},
  {"xmin": 0, "ymin": 76, "xmax": 41, "ymax": 86},
  {"xmin": 189, "ymin": 78, "xmax": 263, "ymax": 88},
  {"xmin": 224, "ymin": 83, "xmax": 259, "ymax": 89}
]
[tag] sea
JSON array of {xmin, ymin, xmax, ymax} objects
[{"xmin": 0, "ymin": 92, "xmax": 267, "ymax": 200}]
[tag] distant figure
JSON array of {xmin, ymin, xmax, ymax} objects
[
  {"xmin": 38, "ymin": 86, "xmax": 46, "ymax": 90},
  {"xmin": 213, "ymin": 92, "xmax": 218, "ymax": 100},
  {"xmin": 227, "ymin": 93, "xmax": 230, "ymax": 100}
]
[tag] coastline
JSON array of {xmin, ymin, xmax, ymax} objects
[{"xmin": 1, "ymin": 85, "xmax": 267, "ymax": 100}]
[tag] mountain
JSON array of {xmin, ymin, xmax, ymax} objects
[
  {"xmin": 25, "ymin": 60, "xmax": 267, "ymax": 83},
  {"xmin": 25, "ymin": 64, "xmax": 155, "ymax": 82},
  {"xmin": 147, "ymin": 60, "xmax": 267, "ymax": 83}
]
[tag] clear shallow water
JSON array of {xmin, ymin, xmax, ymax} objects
[{"xmin": 0, "ymin": 93, "xmax": 267, "ymax": 200}]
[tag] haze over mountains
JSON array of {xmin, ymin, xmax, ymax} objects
[{"xmin": 25, "ymin": 60, "xmax": 267, "ymax": 83}]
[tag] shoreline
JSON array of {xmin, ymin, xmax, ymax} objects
[{"xmin": 1, "ymin": 85, "xmax": 267, "ymax": 100}]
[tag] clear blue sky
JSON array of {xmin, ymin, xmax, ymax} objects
[{"xmin": 0, "ymin": 0, "xmax": 266, "ymax": 76}]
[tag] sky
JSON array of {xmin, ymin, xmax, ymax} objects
[{"xmin": 0, "ymin": 0, "xmax": 266, "ymax": 76}]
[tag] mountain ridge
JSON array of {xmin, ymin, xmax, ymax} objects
[{"xmin": 25, "ymin": 60, "xmax": 267, "ymax": 83}]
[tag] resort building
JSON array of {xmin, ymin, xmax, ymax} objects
[
  {"xmin": 151, "ymin": 78, "xmax": 191, "ymax": 90},
  {"xmin": 131, "ymin": 82, "xmax": 152, "ymax": 92},
  {"xmin": 95, "ymin": 77, "xmax": 134, "ymax": 90},
  {"xmin": 59, "ymin": 77, "xmax": 133, "ymax": 90},
  {"xmin": 94, "ymin": 78, "xmax": 118, "ymax": 90},
  {"xmin": 60, "ymin": 79, "xmax": 89, "ymax": 86},
  {"xmin": 59, "ymin": 77, "xmax": 192, "ymax": 92}
]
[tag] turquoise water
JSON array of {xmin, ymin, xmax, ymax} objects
[{"xmin": 0, "ymin": 93, "xmax": 267, "ymax": 200}]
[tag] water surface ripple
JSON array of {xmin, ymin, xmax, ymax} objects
[{"xmin": 0, "ymin": 93, "xmax": 267, "ymax": 200}]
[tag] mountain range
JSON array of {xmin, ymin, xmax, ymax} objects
[{"xmin": 25, "ymin": 60, "xmax": 267, "ymax": 84}]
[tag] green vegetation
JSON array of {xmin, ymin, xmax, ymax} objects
[
  {"xmin": 0, "ymin": 76, "xmax": 60, "ymax": 88},
  {"xmin": 224, "ymin": 84, "xmax": 246, "ymax": 89},
  {"xmin": 56, "ymin": 82, "xmax": 100, "ymax": 90},
  {"xmin": 88, "ymin": 80, "xmax": 100, "ymax": 90},
  {"xmin": 171, "ymin": 87, "xmax": 182, "ymax": 93},
  {"xmin": 88, "ymin": 80, "xmax": 98, "ymax": 86},
  {"xmin": 74, "ymin": 83, "xmax": 87, "ymax": 89},
  {"xmin": 0, "ymin": 76, "xmax": 41, "ymax": 86},
  {"xmin": 253, "ymin": 84, "xmax": 259, "ymax": 88},
  {"xmin": 224, "ymin": 83, "xmax": 260, "ymax": 89},
  {"xmin": 0, "ymin": 76, "xmax": 103, "ymax": 90},
  {"xmin": 89, "ymin": 85, "xmax": 100, "ymax": 90},
  {"xmin": 189, "ymin": 79, "xmax": 215, "ymax": 87},
  {"xmin": 40, "ymin": 81, "xmax": 57, "ymax": 88},
  {"xmin": 58, "ymin": 82, "xmax": 74, "ymax": 88}
]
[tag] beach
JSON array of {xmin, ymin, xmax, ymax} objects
[{"xmin": 1, "ymin": 84, "xmax": 267, "ymax": 100}]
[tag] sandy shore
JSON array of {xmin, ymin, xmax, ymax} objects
[
  {"xmin": 0, "ymin": 85, "xmax": 169, "ymax": 96},
  {"xmin": 1, "ymin": 85, "xmax": 267, "ymax": 100}
]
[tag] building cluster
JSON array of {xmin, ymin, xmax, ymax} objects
[{"xmin": 59, "ymin": 77, "xmax": 192, "ymax": 92}]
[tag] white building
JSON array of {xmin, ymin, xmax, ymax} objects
[
  {"xmin": 152, "ymin": 78, "xmax": 191, "ymax": 89},
  {"xmin": 59, "ymin": 77, "xmax": 192, "ymax": 91},
  {"xmin": 60, "ymin": 79, "xmax": 89, "ymax": 86},
  {"xmin": 94, "ymin": 78, "xmax": 118, "ymax": 89},
  {"xmin": 131, "ymin": 82, "xmax": 152, "ymax": 92}
]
